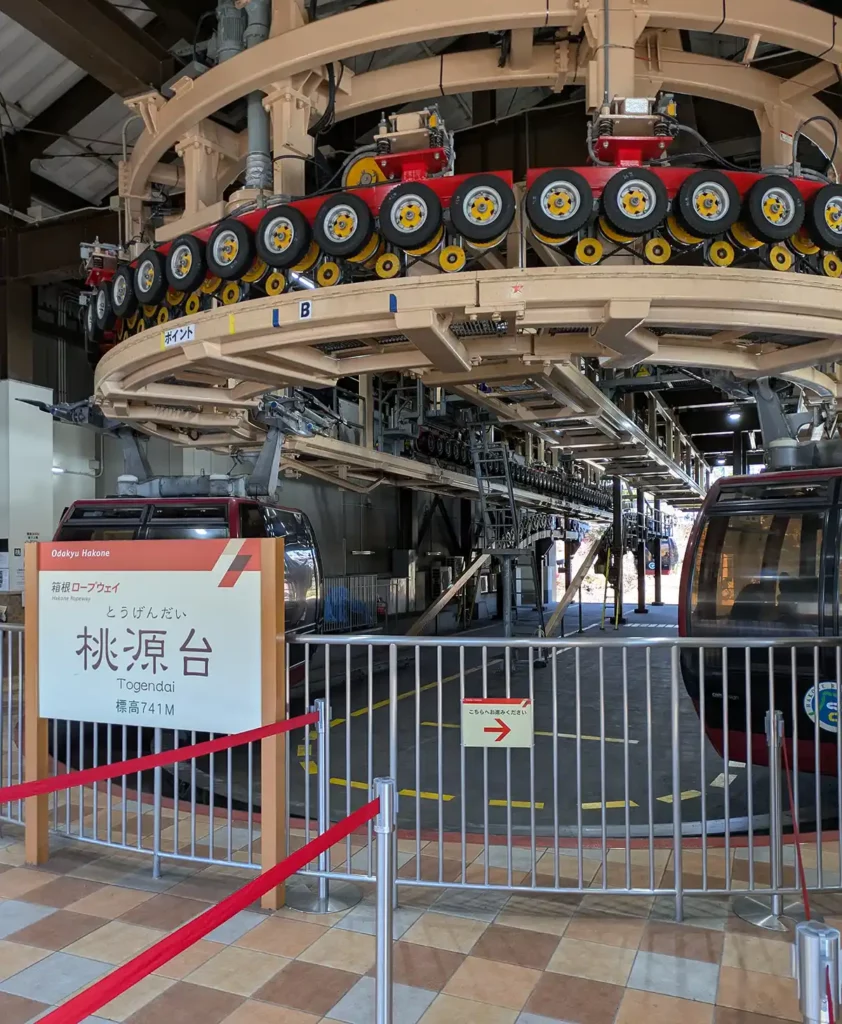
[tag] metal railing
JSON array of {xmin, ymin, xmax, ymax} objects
[
  {"xmin": 323, "ymin": 574, "xmax": 379, "ymax": 632},
  {"xmin": 0, "ymin": 625, "xmax": 24, "ymax": 826},
  {"xmin": 289, "ymin": 634, "xmax": 842, "ymax": 923}
]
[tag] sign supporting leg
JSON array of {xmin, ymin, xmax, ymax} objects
[{"xmin": 24, "ymin": 543, "xmax": 48, "ymax": 865}]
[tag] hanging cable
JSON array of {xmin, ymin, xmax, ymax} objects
[{"xmin": 791, "ymin": 115, "xmax": 839, "ymax": 177}]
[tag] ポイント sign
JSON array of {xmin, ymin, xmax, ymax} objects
[
  {"xmin": 37, "ymin": 540, "xmax": 263, "ymax": 733},
  {"xmin": 460, "ymin": 697, "xmax": 534, "ymax": 748}
]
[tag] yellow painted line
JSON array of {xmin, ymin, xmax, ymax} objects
[
  {"xmin": 333, "ymin": 661, "xmax": 498, "ymax": 726},
  {"xmin": 489, "ymin": 799, "xmax": 544, "ymax": 810},
  {"xmin": 228, "ymin": 313, "xmax": 236, "ymax": 334},
  {"xmin": 657, "ymin": 790, "xmax": 702, "ymax": 804},
  {"xmin": 581, "ymin": 800, "xmax": 638, "ymax": 810},
  {"xmin": 421, "ymin": 723, "xmax": 637, "ymax": 745},
  {"xmin": 398, "ymin": 788, "xmax": 456, "ymax": 802},
  {"xmin": 330, "ymin": 778, "xmax": 370, "ymax": 792}
]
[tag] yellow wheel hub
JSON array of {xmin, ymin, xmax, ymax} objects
[
  {"xmin": 666, "ymin": 216, "xmax": 702, "ymax": 246},
  {"xmin": 375, "ymin": 253, "xmax": 400, "ymax": 279},
  {"xmin": 272, "ymin": 223, "xmax": 292, "ymax": 252},
  {"xmin": 174, "ymin": 249, "xmax": 192, "ymax": 274},
  {"xmin": 242, "ymin": 258, "xmax": 268, "ymax": 283},
  {"xmin": 708, "ymin": 240, "xmax": 735, "ymax": 267},
  {"xmin": 730, "ymin": 222, "xmax": 763, "ymax": 250},
  {"xmin": 156, "ymin": 306, "xmax": 169, "ymax": 324},
  {"xmin": 825, "ymin": 201, "xmax": 842, "ymax": 230},
  {"xmin": 694, "ymin": 189, "xmax": 722, "ymax": 219},
  {"xmin": 316, "ymin": 261, "xmax": 340, "ymax": 287},
  {"xmin": 439, "ymin": 245, "xmax": 466, "ymax": 273},
  {"xmin": 531, "ymin": 228, "xmax": 571, "ymax": 247},
  {"xmin": 220, "ymin": 238, "xmax": 238, "ymax": 260},
  {"xmin": 598, "ymin": 217, "xmax": 634, "ymax": 245},
  {"xmin": 328, "ymin": 210, "xmax": 356, "ymax": 240},
  {"xmin": 184, "ymin": 294, "xmax": 201, "ymax": 315},
  {"xmin": 140, "ymin": 265, "xmax": 154, "ymax": 290},
  {"xmin": 265, "ymin": 271, "xmax": 286, "ymax": 295},
  {"xmin": 200, "ymin": 275, "xmax": 222, "ymax": 294},
  {"xmin": 405, "ymin": 225, "xmax": 444, "ymax": 257},
  {"xmin": 221, "ymin": 282, "xmax": 242, "ymax": 304},
  {"xmin": 348, "ymin": 232, "xmax": 381, "ymax": 265},
  {"xmin": 467, "ymin": 193, "xmax": 497, "ymax": 222},
  {"xmin": 575, "ymin": 238, "xmax": 603, "ymax": 265},
  {"xmin": 644, "ymin": 237, "xmax": 672, "ymax": 265},
  {"xmin": 396, "ymin": 200, "xmax": 424, "ymax": 230},
  {"xmin": 292, "ymin": 241, "xmax": 319, "ymax": 272},
  {"xmin": 126, "ymin": 311, "xmax": 139, "ymax": 330},
  {"xmin": 790, "ymin": 229, "xmax": 819, "ymax": 256},
  {"xmin": 142, "ymin": 304, "xmax": 157, "ymax": 318},
  {"xmin": 620, "ymin": 188, "xmax": 648, "ymax": 215},
  {"xmin": 768, "ymin": 244, "xmax": 793, "ymax": 271},
  {"xmin": 822, "ymin": 253, "xmax": 842, "ymax": 278},
  {"xmin": 166, "ymin": 287, "xmax": 184, "ymax": 306},
  {"xmin": 762, "ymin": 194, "xmax": 787, "ymax": 224},
  {"xmin": 545, "ymin": 188, "xmax": 573, "ymax": 217}
]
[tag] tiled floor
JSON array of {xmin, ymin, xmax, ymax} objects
[{"xmin": 0, "ymin": 827, "xmax": 833, "ymax": 1023}]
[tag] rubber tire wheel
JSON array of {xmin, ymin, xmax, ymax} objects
[
  {"xmin": 256, "ymin": 205, "xmax": 312, "ymax": 269},
  {"xmin": 165, "ymin": 234, "xmax": 207, "ymax": 292},
  {"xmin": 805, "ymin": 183, "xmax": 842, "ymax": 250},
  {"xmin": 526, "ymin": 168, "xmax": 593, "ymax": 237},
  {"xmin": 95, "ymin": 282, "xmax": 115, "ymax": 331},
  {"xmin": 84, "ymin": 299, "xmax": 101, "ymax": 345},
  {"xmin": 110, "ymin": 264, "xmax": 137, "ymax": 318},
  {"xmin": 206, "ymin": 218, "xmax": 255, "ymax": 280},
  {"xmin": 449, "ymin": 174, "xmax": 516, "ymax": 242},
  {"xmin": 434, "ymin": 435, "xmax": 445, "ymax": 458},
  {"xmin": 313, "ymin": 192, "xmax": 374, "ymax": 258},
  {"xmin": 743, "ymin": 175, "xmax": 805, "ymax": 243},
  {"xmin": 134, "ymin": 249, "xmax": 167, "ymax": 306},
  {"xmin": 601, "ymin": 167, "xmax": 668, "ymax": 237},
  {"xmin": 675, "ymin": 170, "xmax": 740, "ymax": 238},
  {"xmin": 378, "ymin": 181, "xmax": 443, "ymax": 249}
]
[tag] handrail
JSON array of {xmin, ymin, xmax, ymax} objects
[
  {"xmin": 299, "ymin": 633, "xmax": 842, "ymax": 649},
  {"xmin": 39, "ymin": 798, "xmax": 381, "ymax": 1024},
  {"xmin": 0, "ymin": 710, "xmax": 319, "ymax": 804}
]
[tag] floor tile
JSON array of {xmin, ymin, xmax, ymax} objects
[
  {"xmin": 167, "ymin": 872, "xmax": 252, "ymax": 905},
  {"xmin": 8, "ymin": 908, "xmax": 108, "ymax": 951},
  {"xmin": 186, "ymin": 945, "xmax": 288, "ymax": 996},
  {"xmin": 0, "ymin": 939, "xmax": 50, "ymax": 982},
  {"xmin": 253, "ymin": 960, "xmax": 358, "ymax": 1016},
  {"xmin": 297, "ymin": 928, "xmax": 375, "ymax": 974},
  {"xmin": 334, "ymin": 899, "xmax": 423, "ymax": 940},
  {"xmin": 516, "ymin": 1014, "xmax": 571, "ymax": 1024},
  {"xmin": 444, "ymin": 955, "xmax": 541, "ymax": 1011},
  {"xmin": 402, "ymin": 912, "xmax": 486, "ymax": 954},
  {"xmin": 547, "ymin": 938, "xmax": 636, "ymax": 986},
  {"xmin": 366, "ymin": 939, "xmax": 465, "ymax": 991},
  {"xmin": 124, "ymin": 979, "xmax": 244, "ymax": 1024},
  {"xmin": 716, "ymin": 966, "xmax": 800, "ymax": 1021},
  {"xmin": 110, "ymin": 863, "xmax": 198, "ymax": 894},
  {"xmin": 430, "ymin": 887, "xmax": 510, "ymax": 923},
  {"xmin": 722, "ymin": 914, "xmax": 793, "ymax": 945},
  {"xmin": 66, "ymin": 885, "xmax": 154, "ymax": 920},
  {"xmin": 640, "ymin": 921, "xmax": 724, "ymax": 964},
  {"xmin": 205, "ymin": 910, "xmax": 265, "ymax": 946},
  {"xmin": 496, "ymin": 894, "xmax": 577, "ymax": 937},
  {"xmin": 628, "ymin": 950, "xmax": 720, "ymax": 1003},
  {"xmin": 121, "ymin": 894, "xmax": 204, "ymax": 931},
  {"xmin": 577, "ymin": 894, "xmax": 652, "ymax": 918},
  {"xmin": 616, "ymin": 988, "xmax": 714, "ymax": 1024},
  {"xmin": 721, "ymin": 933, "xmax": 792, "ymax": 976},
  {"xmin": 326, "ymin": 975, "xmax": 436, "ymax": 1023},
  {"xmin": 714, "ymin": 1009, "xmax": 789, "ymax": 1024},
  {"xmin": 0, "ymin": 900, "xmax": 56, "ymax": 940},
  {"xmin": 650, "ymin": 896, "xmax": 730, "ymax": 931},
  {"xmin": 150, "ymin": 940, "xmax": 219, "ymax": 980},
  {"xmin": 0, "ymin": 990, "xmax": 48, "ymax": 1024},
  {"xmin": 64, "ymin": 920, "xmax": 166, "ymax": 965},
  {"xmin": 0, "ymin": 949, "xmax": 109, "ymax": 1003},
  {"xmin": 97, "ymin": 974, "xmax": 176, "ymax": 1022},
  {"xmin": 220, "ymin": 1001, "xmax": 320, "ymax": 1024},
  {"xmin": 471, "ymin": 924, "xmax": 561, "ymax": 971},
  {"xmin": 0, "ymin": 868, "xmax": 59, "ymax": 899},
  {"xmin": 565, "ymin": 914, "xmax": 645, "ymax": 950},
  {"xmin": 234, "ymin": 917, "xmax": 327, "ymax": 958},
  {"xmin": 418, "ymin": 992, "xmax": 518, "ymax": 1023},
  {"xmin": 20, "ymin": 876, "xmax": 104, "ymax": 909},
  {"xmin": 525, "ymin": 973, "xmax": 624, "ymax": 1024}
]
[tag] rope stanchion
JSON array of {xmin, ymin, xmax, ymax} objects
[
  {"xmin": 39, "ymin": 798, "xmax": 380, "ymax": 1024},
  {"xmin": 0, "ymin": 710, "xmax": 319, "ymax": 805}
]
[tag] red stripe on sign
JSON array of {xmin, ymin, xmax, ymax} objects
[
  {"xmin": 218, "ymin": 538, "xmax": 261, "ymax": 587},
  {"xmin": 462, "ymin": 698, "xmax": 532, "ymax": 706}
]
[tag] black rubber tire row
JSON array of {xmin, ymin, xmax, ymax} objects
[
  {"xmin": 90, "ymin": 173, "xmax": 518, "ymax": 338},
  {"xmin": 526, "ymin": 167, "xmax": 842, "ymax": 248}
]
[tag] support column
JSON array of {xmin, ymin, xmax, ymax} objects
[
  {"xmin": 0, "ymin": 280, "xmax": 34, "ymax": 384},
  {"xmin": 652, "ymin": 497, "xmax": 664, "ymax": 606},
  {"xmin": 361, "ymin": 374, "xmax": 374, "ymax": 449},
  {"xmin": 612, "ymin": 476, "xmax": 625, "ymax": 626},
  {"xmin": 733, "ymin": 429, "xmax": 745, "ymax": 476},
  {"xmin": 635, "ymin": 487, "xmax": 648, "ymax": 614}
]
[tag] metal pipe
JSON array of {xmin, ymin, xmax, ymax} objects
[
  {"xmin": 768, "ymin": 708, "xmax": 784, "ymax": 918},
  {"xmin": 612, "ymin": 476, "xmax": 624, "ymax": 626},
  {"xmin": 315, "ymin": 698, "xmax": 330, "ymax": 906},
  {"xmin": 374, "ymin": 777, "xmax": 396, "ymax": 1024},
  {"xmin": 635, "ymin": 488, "xmax": 647, "ymax": 615},
  {"xmin": 243, "ymin": 0, "xmax": 272, "ymax": 190},
  {"xmin": 215, "ymin": 0, "xmax": 244, "ymax": 63},
  {"xmin": 502, "ymin": 556, "xmax": 513, "ymax": 638},
  {"xmin": 652, "ymin": 498, "xmax": 664, "ymax": 606},
  {"xmin": 152, "ymin": 727, "xmax": 162, "ymax": 879}
]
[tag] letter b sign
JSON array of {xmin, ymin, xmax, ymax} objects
[{"xmin": 298, "ymin": 299, "xmax": 312, "ymax": 320}]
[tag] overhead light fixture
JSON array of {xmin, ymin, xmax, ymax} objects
[
  {"xmin": 716, "ymin": 458, "xmax": 726, "ymax": 465},
  {"xmin": 727, "ymin": 405, "xmax": 742, "ymax": 423},
  {"xmin": 51, "ymin": 466, "xmax": 65, "ymax": 474}
]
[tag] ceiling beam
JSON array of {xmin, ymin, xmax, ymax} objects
[
  {"xmin": 30, "ymin": 173, "xmax": 94, "ymax": 212},
  {"xmin": 0, "ymin": 0, "xmax": 175, "ymax": 96}
]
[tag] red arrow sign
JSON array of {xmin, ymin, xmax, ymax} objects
[{"xmin": 484, "ymin": 718, "xmax": 511, "ymax": 743}]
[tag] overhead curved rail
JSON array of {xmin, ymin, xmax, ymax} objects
[
  {"xmin": 94, "ymin": 266, "xmax": 842, "ymax": 440},
  {"xmin": 123, "ymin": 0, "xmax": 842, "ymax": 197}
]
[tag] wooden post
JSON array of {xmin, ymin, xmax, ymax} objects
[
  {"xmin": 24, "ymin": 543, "xmax": 48, "ymax": 865},
  {"xmin": 260, "ymin": 538, "xmax": 287, "ymax": 910}
]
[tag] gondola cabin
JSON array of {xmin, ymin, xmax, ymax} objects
[{"xmin": 679, "ymin": 470, "xmax": 840, "ymax": 774}]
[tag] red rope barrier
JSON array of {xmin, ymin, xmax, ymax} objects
[
  {"xmin": 39, "ymin": 798, "xmax": 380, "ymax": 1024},
  {"xmin": 0, "ymin": 710, "xmax": 319, "ymax": 805},
  {"xmin": 781, "ymin": 737, "xmax": 812, "ymax": 921}
]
